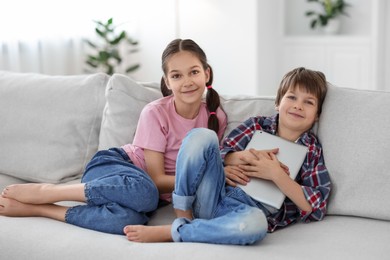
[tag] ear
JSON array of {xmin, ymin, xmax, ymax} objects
[
  {"xmin": 205, "ymin": 67, "xmax": 211, "ymax": 83},
  {"xmin": 275, "ymin": 105, "xmax": 279, "ymax": 111}
]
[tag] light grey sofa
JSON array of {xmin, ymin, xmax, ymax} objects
[{"xmin": 1, "ymin": 70, "xmax": 389, "ymax": 260}]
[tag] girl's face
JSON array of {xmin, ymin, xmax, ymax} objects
[
  {"xmin": 164, "ymin": 51, "xmax": 210, "ymax": 109},
  {"xmin": 276, "ymin": 86, "xmax": 319, "ymax": 136}
]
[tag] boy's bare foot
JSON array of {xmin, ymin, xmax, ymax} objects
[
  {"xmin": 123, "ymin": 225, "xmax": 173, "ymax": 242},
  {"xmin": 2, "ymin": 183, "xmax": 85, "ymax": 204},
  {"xmin": 0, "ymin": 197, "xmax": 39, "ymax": 217}
]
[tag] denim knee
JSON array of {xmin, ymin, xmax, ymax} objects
[
  {"xmin": 235, "ymin": 206, "xmax": 268, "ymax": 244},
  {"xmin": 184, "ymin": 128, "xmax": 219, "ymax": 152}
]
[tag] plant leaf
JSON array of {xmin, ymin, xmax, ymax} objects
[{"xmin": 126, "ymin": 64, "xmax": 141, "ymax": 73}]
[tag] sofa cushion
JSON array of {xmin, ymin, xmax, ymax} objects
[
  {"xmin": 98, "ymin": 74, "xmax": 162, "ymax": 150},
  {"xmin": 318, "ymin": 85, "xmax": 390, "ymax": 220},
  {"xmin": 220, "ymin": 95, "xmax": 277, "ymax": 138},
  {"xmin": 98, "ymin": 74, "xmax": 278, "ymax": 150},
  {"xmin": 0, "ymin": 71, "xmax": 108, "ymax": 183}
]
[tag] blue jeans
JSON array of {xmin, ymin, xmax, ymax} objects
[
  {"xmin": 65, "ymin": 148, "xmax": 159, "ymax": 234},
  {"xmin": 171, "ymin": 128, "xmax": 268, "ymax": 245}
]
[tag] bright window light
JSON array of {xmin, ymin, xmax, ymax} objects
[{"xmin": 1, "ymin": 0, "xmax": 140, "ymax": 41}]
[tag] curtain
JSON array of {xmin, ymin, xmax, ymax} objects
[
  {"xmin": 0, "ymin": 0, "xmax": 143, "ymax": 76},
  {"xmin": 0, "ymin": 38, "xmax": 86, "ymax": 75}
]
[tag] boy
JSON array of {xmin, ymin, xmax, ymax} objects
[{"xmin": 123, "ymin": 67, "xmax": 331, "ymax": 245}]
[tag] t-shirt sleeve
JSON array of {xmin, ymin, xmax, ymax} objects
[{"xmin": 132, "ymin": 104, "xmax": 168, "ymax": 153}]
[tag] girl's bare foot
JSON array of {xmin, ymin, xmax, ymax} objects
[
  {"xmin": 123, "ymin": 225, "xmax": 173, "ymax": 242},
  {"xmin": 0, "ymin": 197, "xmax": 41, "ymax": 217},
  {"xmin": 2, "ymin": 184, "xmax": 57, "ymax": 204},
  {"xmin": 2, "ymin": 183, "xmax": 85, "ymax": 204},
  {"xmin": 0, "ymin": 197, "xmax": 67, "ymax": 221}
]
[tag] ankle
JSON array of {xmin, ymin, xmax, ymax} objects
[{"xmin": 175, "ymin": 209, "xmax": 193, "ymax": 220}]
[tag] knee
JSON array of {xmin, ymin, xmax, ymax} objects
[
  {"xmin": 233, "ymin": 206, "xmax": 268, "ymax": 245},
  {"xmin": 183, "ymin": 128, "xmax": 219, "ymax": 151},
  {"xmin": 246, "ymin": 207, "xmax": 268, "ymax": 239},
  {"xmin": 138, "ymin": 181, "xmax": 159, "ymax": 211}
]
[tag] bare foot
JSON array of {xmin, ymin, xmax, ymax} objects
[
  {"xmin": 0, "ymin": 196, "xmax": 67, "ymax": 221},
  {"xmin": 2, "ymin": 183, "xmax": 85, "ymax": 204},
  {"xmin": 0, "ymin": 196, "xmax": 40, "ymax": 217},
  {"xmin": 123, "ymin": 225, "xmax": 173, "ymax": 242},
  {"xmin": 2, "ymin": 183, "xmax": 57, "ymax": 204}
]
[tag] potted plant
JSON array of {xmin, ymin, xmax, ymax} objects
[
  {"xmin": 85, "ymin": 18, "xmax": 140, "ymax": 75},
  {"xmin": 305, "ymin": 0, "xmax": 351, "ymax": 34}
]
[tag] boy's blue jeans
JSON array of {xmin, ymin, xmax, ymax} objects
[
  {"xmin": 65, "ymin": 148, "xmax": 159, "ymax": 234},
  {"xmin": 171, "ymin": 128, "xmax": 268, "ymax": 245}
]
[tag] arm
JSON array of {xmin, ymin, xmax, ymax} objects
[
  {"xmin": 239, "ymin": 149, "xmax": 312, "ymax": 212},
  {"xmin": 224, "ymin": 148, "xmax": 285, "ymax": 186},
  {"xmin": 298, "ymin": 144, "xmax": 331, "ymax": 221},
  {"xmin": 240, "ymin": 145, "xmax": 330, "ymax": 218},
  {"xmin": 224, "ymin": 150, "xmax": 258, "ymax": 165},
  {"xmin": 143, "ymin": 149, "xmax": 175, "ymax": 194},
  {"xmin": 271, "ymin": 154, "xmax": 312, "ymax": 213}
]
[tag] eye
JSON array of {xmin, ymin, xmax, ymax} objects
[
  {"xmin": 305, "ymin": 99, "xmax": 316, "ymax": 106},
  {"xmin": 191, "ymin": 70, "xmax": 200, "ymax": 75},
  {"xmin": 286, "ymin": 95, "xmax": 296, "ymax": 100},
  {"xmin": 171, "ymin": 73, "xmax": 181, "ymax": 79}
]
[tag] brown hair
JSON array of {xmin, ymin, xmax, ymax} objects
[
  {"xmin": 275, "ymin": 67, "xmax": 328, "ymax": 116},
  {"xmin": 160, "ymin": 39, "xmax": 221, "ymax": 134}
]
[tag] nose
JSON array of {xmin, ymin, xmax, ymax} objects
[
  {"xmin": 183, "ymin": 76, "xmax": 193, "ymax": 87},
  {"xmin": 293, "ymin": 101, "xmax": 303, "ymax": 110}
]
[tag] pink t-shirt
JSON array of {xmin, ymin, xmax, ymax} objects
[{"xmin": 122, "ymin": 95, "xmax": 227, "ymax": 199}]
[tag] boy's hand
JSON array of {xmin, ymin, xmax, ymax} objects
[
  {"xmin": 238, "ymin": 148, "xmax": 288, "ymax": 181},
  {"xmin": 224, "ymin": 165, "xmax": 249, "ymax": 187}
]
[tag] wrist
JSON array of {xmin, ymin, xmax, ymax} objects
[{"xmin": 272, "ymin": 168, "xmax": 289, "ymax": 183}]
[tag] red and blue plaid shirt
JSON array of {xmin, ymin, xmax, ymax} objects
[{"xmin": 220, "ymin": 114, "xmax": 331, "ymax": 232}]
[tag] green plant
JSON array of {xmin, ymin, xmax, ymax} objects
[
  {"xmin": 305, "ymin": 0, "xmax": 351, "ymax": 29},
  {"xmin": 85, "ymin": 18, "xmax": 140, "ymax": 75}
]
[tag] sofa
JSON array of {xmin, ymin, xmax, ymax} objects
[{"xmin": 0, "ymin": 70, "xmax": 389, "ymax": 260}]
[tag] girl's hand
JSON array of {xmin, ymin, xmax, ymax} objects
[
  {"xmin": 238, "ymin": 148, "xmax": 288, "ymax": 181},
  {"xmin": 224, "ymin": 165, "xmax": 249, "ymax": 187}
]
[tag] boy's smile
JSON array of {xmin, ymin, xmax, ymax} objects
[{"xmin": 276, "ymin": 87, "xmax": 319, "ymax": 141}]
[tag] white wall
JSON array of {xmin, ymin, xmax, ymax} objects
[
  {"xmin": 284, "ymin": 0, "xmax": 372, "ymax": 36},
  {"xmin": 274, "ymin": 0, "xmax": 387, "ymax": 92},
  {"xmin": 177, "ymin": 0, "xmax": 259, "ymax": 96},
  {"xmin": 119, "ymin": 0, "xmax": 178, "ymax": 83},
  {"xmin": 385, "ymin": 1, "xmax": 390, "ymax": 90},
  {"xmin": 256, "ymin": 0, "xmax": 284, "ymax": 96},
  {"xmin": 1, "ymin": 0, "xmax": 388, "ymax": 95}
]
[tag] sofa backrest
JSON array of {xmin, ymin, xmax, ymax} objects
[
  {"xmin": 98, "ymin": 74, "xmax": 162, "ymax": 150},
  {"xmin": 98, "ymin": 74, "xmax": 278, "ymax": 150},
  {"xmin": 318, "ymin": 85, "xmax": 390, "ymax": 221},
  {"xmin": 0, "ymin": 71, "xmax": 109, "ymax": 183}
]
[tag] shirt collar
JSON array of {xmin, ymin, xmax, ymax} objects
[{"xmin": 268, "ymin": 113, "xmax": 314, "ymax": 145}]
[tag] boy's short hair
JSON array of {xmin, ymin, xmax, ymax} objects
[{"xmin": 275, "ymin": 67, "xmax": 327, "ymax": 116}]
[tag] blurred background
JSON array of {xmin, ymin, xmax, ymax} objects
[{"xmin": 0, "ymin": 0, "xmax": 388, "ymax": 96}]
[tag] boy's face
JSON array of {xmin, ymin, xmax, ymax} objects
[{"xmin": 276, "ymin": 86, "xmax": 319, "ymax": 135}]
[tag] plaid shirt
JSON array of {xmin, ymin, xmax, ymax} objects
[{"xmin": 220, "ymin": 114, "xmax": 331, "ymax": 232}]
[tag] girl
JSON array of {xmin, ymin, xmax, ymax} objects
[
  {"xmin": 123, "ymin": 67, "xmax": 331, "ymax": 245},
  {"xmin": 0, "ymin": 39, "xmax": 227, "ymax": 235}
]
